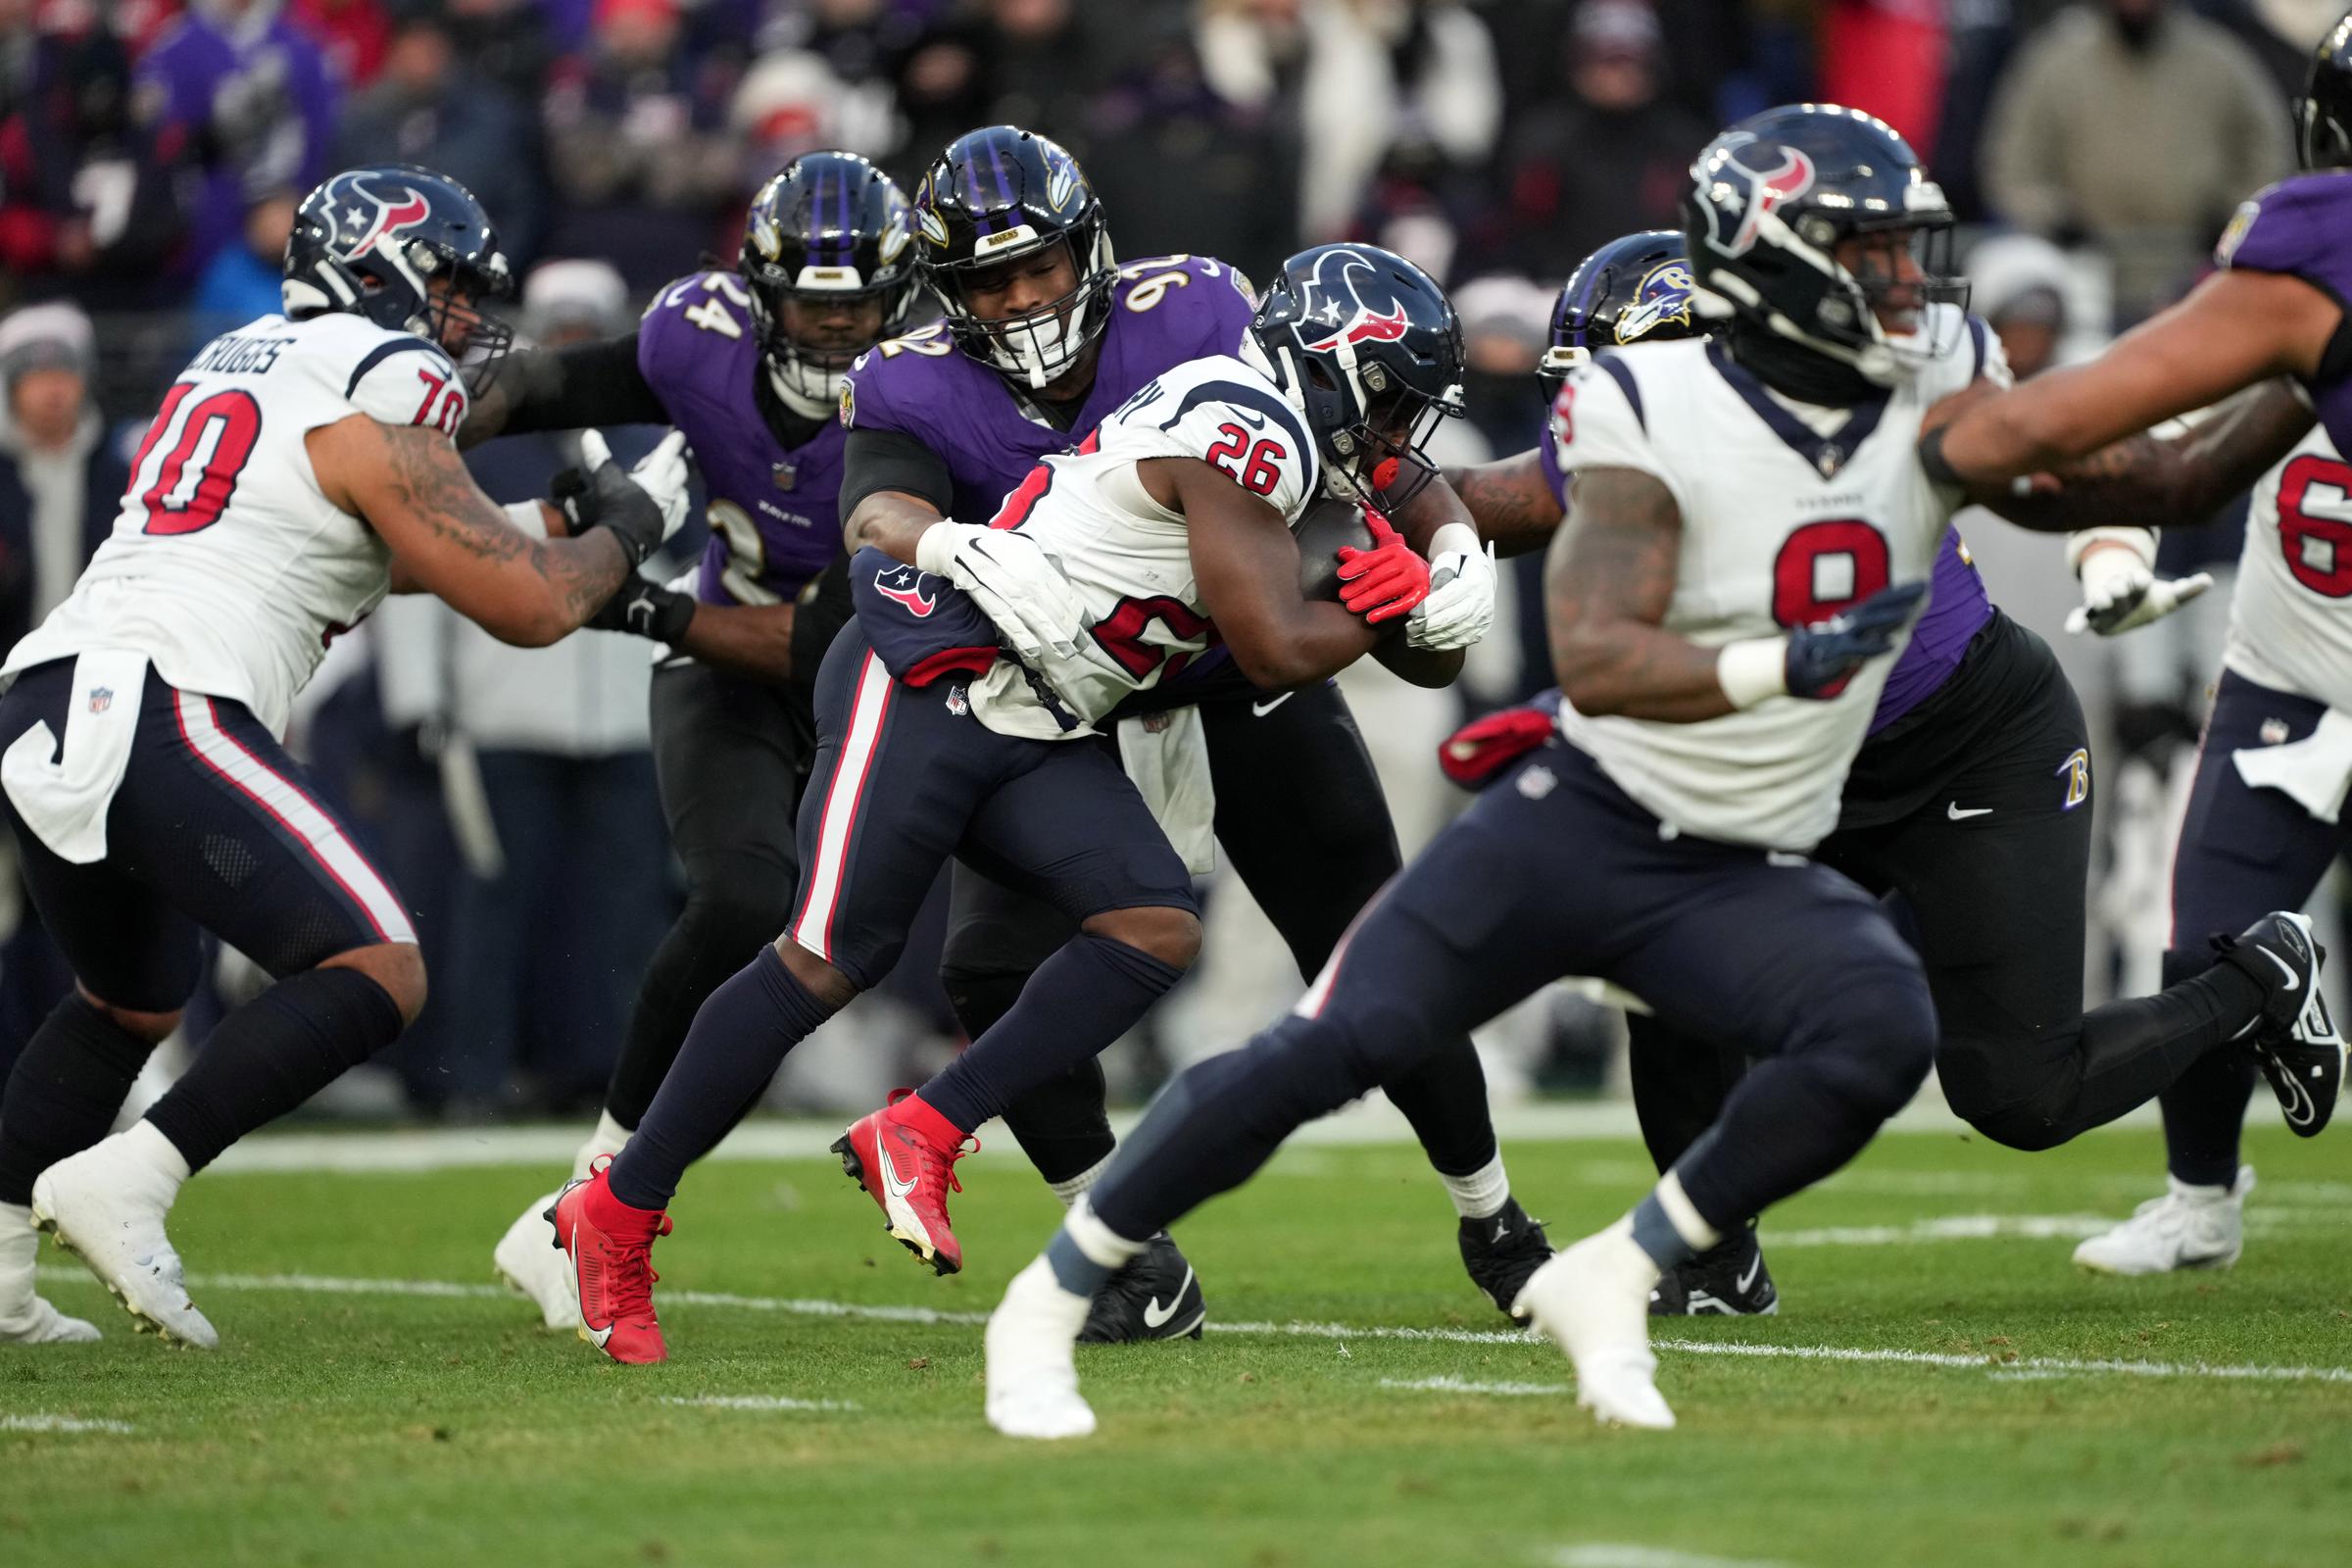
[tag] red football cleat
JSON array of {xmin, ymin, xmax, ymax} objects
[
  {"xmin": 832, "ymin": 1090, "xmax": 978, "ymax": 1275},
  {"xmin": 547, "ymin": 1156, "xmax": 673, "ymax": 1364}
]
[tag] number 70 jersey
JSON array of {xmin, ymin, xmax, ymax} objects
[
  {"xmin": 963, "ymin": 353, "xmax": 1321, "ymax": 739},
  {"xmin": 3, "ymin": 311, "xmax": 466, "ymax": 738},
  {"xmin": 1550, "ymin": 308, "xmax": 2001, "ymax": 853}
]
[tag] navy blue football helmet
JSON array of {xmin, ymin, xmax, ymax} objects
[
  {"xmin": 1681, "ymin": 104, "xmax": 1965, "ymax": 387},
  {"xmin": 912, "ymin": 125, "xmax": 1117, "ymax": 389},
  {"xmin": 1539, "ymin": 230, "xmax": 1702, "ymax": 401},
  {"xmin": 1248, "ymin": 243, "xmax": 1464, "ymax": 512},
  {"xmin": 283, "ymin": 164, "xmax": 514, "ymax": 364},
  {"xmin": 740, "ymin": 151, "xmax": 919, "ymax": 412},
  {"xmin": 2296, "ymin": 10, "xmax": 2352, "ymax": 170}
]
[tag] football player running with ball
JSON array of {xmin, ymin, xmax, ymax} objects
[
  {"xmin": 0, "ymin": 166, "xmax": 687, "ymax": 1348},
  {"xmin": 545, "ymin": 241, "xmax": 1471, "ymax": 1365},
  {"xmin": 980, "ymin": 105, "xmax": 2328, "ymax": 1438}
]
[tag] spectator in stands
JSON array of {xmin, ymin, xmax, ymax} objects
[
  {"xmin": 445, "ymin": 0, "xmax": 561, "ymax": 102},
  {"xmin": 1484, "ymin": 0, "xmax": 1708, "ymax": 280},
  {"xmin": 332, "ymin": 8, "xmax": 548, "ymax": 266},
  {"xmin": 372, "ymin": 262, "xmax": 677, "ymax": 1118},
  {"xmin": 189, "ymin": 183, "xmax": 300, "ymax": 335},
  {"xmin": 1982, "ymin": 0, "xmax": 2289, "ymax": 322},
  {"xmin": 286, "ymin": 0, "xmax": 390, "ymax": 88},
  {"xmin": 0, "ymin": 303, "xmax": 122, "ymax": 655},
  {"xmin": 542, "ymin": 0, "xmax": 740, "ymax": 287},
  {"xmin": 0, "ymin": 23, "xmax": 190, "ymax": 309},
  {"xmin": 135, "ymin": 0, "xmax": 340, "ymax": 281}
]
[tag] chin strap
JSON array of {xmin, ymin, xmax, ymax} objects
[{"xmin": 765, "ymin": 360, "xmax": 840, "ymax": 421}]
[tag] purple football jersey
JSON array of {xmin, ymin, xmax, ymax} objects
[
  {"xmin": 2219, "ymin": 172, "xmax": 2352, "ymax": 456},
  {"xmin": 638, "ymin": 270, "xmax": 847, "ymax": 606},
  {"xmin": 842, "ymin": 255, "xmax": 1257, "ymax": 524},
  {"xmin": 1871, "ymin": 531, "xmax": 1992, "ymax": 733}
]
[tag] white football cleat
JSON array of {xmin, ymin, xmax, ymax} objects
[
  {"xmin": 985, "ymin": 1256, "xmax": 1098, "ymax": 1440},
  {"xmin": 29, "ymin": 1137, "xmax": 216, "ymax": 1349},
  {"xmin": 0, "ymin": 1200, "xmax": 99, "ymax": 1345},
  {"xmin": 493, "ymin": 1190, "xmax": 578, "ymax": 1330},
  {"xmin": 2073, "ymin": 1166, "xmax": 2253, "ymax": 1276},
  {"xmin": 1514, "ymin": 1222, "xmax": 1676, "ymax": 1430}
]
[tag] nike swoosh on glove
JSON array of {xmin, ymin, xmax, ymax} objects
[
  {"xmin": 1335, "ymin": 507, "xmax": 1431, "ymax": 624},
  {"xmin": 2069, "ymin": 541, "xmax": 2212, "ymax": 636},
  {"xmin": 1407, "ymin": 523, "xmax": 1496, "ymax": 651},
  {"xmin": 915, "ymin": 522, "xmax": 1088, "ymax": 661},
  {"xmin": 1785, "ymin": 580, "xmax": 1930, "ymax": 700}
]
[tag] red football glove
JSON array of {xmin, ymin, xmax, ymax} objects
[
  {"xmin": 1335, "ymin": 507, "xmax": 1432, "ymax": 624},
  {"xmin": 1437, "ymin": 704, "xmax": 1557, "ymax": 789}
]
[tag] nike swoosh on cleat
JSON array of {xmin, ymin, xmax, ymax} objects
[
  {"xmin": 878, "ymin": 1134, "xmax": 919, "ymax": 1200},
  {"xmin": 566, "ymin": 1218, "xmax": 614, "ymax": 1348},
  {"xmin": 2257, "ymin": 947, "xmax": 2302, "ymax": 991},
  {"xmin": 1736, "ymin": 1252, "xmax": 1763, "ymax": 1294},
  {"xmin": 1946, "ymin": 803, "xmax": 1992, "ymax": 820},
  {"xmin": 1142, "ymin": 1266, "xmax": 1196, "ymax": 1329}
]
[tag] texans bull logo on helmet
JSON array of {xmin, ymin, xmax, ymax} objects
[
  {"xmin": 1298, "ymin": 248, "xmax": 1413, "ymax": 354},
  {"xmin": 327, "ymin": 173, "xmax": 433, "ymax": 264},
  {"xmin": 1691, "ymin": 138, "xmax": 1817, "ymax": 260}
]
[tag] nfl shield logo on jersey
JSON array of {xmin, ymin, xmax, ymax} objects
[
  {"xmin": 86, "ymin": 686, "xmax": 112, "ymax": 714},
  {"xmin": 945, "ymin": 682, "xmax": 969, "ymax": 716}
]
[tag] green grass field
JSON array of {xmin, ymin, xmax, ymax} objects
[{"xmin": 4, "ymin": 1117, "xmax": 2348, "ymax": 1568}]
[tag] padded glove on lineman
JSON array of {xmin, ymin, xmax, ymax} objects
[
  {"xmin": 2066, "ymin": 526, "xmax": 2212, "ymax": 636},
  {"xmin": 915, "ymin": 521, "xmax": 1090, "ymax": 662},
  {"xmin": 1785, "ymin": 580, "xmax": 1931, "ymax": 700},
  {"xmin": 1406, "ymin": 522, "xmax": 1497, "ymax": 651},
  {"xmin": 551, "ymin": 430, "xmax": 692, "ymax": 568},
  {"xmin": 1335, "ymin": 508, "xmax": 1432, "ymax": 623},
  {"xmin": 590, "ymin": 577, "xmax": 696, "ymax": 644}
]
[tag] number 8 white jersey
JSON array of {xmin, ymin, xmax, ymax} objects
[
  {"xmin": 964, "ymin": 353, "xmax": 1320, "ymax": 738},
  {"xmin": 2227, "ymin": 423, "xmax": 2352, "ymax": 712},
  {"xmin": 1550, "ymin": 306, "xmax": 2000, "ymax": 852},
  {"xmin": 3, "ymin": 312, "xmax": 467, "ymax": 737}
]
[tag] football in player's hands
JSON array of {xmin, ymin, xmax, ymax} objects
[
  {"xmin": 1296, "ymin": 495, "xmax": 1375, "ymax": 604},
  {"xmin": 1331, "ymin": 505, "xmax": 1433, "ymax": 624}
]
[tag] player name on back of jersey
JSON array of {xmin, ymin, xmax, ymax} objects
[{"xmin": 187, "ymin": 331, "xmax": 302, "ymax": 378}]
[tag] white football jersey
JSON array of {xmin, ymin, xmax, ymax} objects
[
  {"xmin": 2225, "ymin": 422, "xmax": 2352, "ymax": 712},
  {"xmin": 1551, "ymin": 306, "xmax": 2001, "ymax": 852},
  {"xmin": 4, "ymin": 312, "xmax": 468, "ymax": 737},
  {"xmin": 965, "ymin": 354, "xmax": 1321, "ymax": 738}
]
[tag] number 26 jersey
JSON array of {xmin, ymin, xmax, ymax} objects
[
  {"xmin": 4, "ymin": 312, "xmax": 466, "ymax": 738},
  {"xmin": 1551, "ymin": 306, "xmax": 2002, "ymax": 853}
]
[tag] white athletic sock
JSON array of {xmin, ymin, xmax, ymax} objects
[
  {"xmin": 1046, "ymin": 1155, "xmax": 1110, "ymax": 1210},
  {"xmin": 574, "ymin": 1108, "xmax": 633, "ymax": 1180},
  {"xmin": 1440, "ymin": 1153, "xmax": 1511, "ymax": 1220},
  {"xmin": 123, "ymin": 1119, "xmax": 192, "ymax": 1194}
]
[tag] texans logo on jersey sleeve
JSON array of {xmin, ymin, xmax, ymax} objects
[
  {"xmin": 874, "ymin": 564, "xmax": 936, "ymax": 617},
  {"xmin": 1690, "ymin": 137, "xmax": 1816, "ymax": 260}
]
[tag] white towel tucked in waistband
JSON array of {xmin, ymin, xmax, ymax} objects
[
  {"xmin": 1, "ymin": 650, "xmax": 150, "ymax": 863},
  {"xmin": 1118, "ymin": 706, "xmax": 1217, "ymax": 876},
  {"xmin": 2232, "ymin": 706, "xmax": 2352, "ymax": 824}
]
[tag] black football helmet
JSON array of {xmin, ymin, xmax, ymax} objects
[
  {"xmin": 1539, "ymin": 230, "xmax": 1702, "ymax": 402},
  {"xmin": 1248, "ymin": 243, "xmax": 1464, "ymax": 513},
  {"xmin": 2296, "ymin": 10, "xmax": 2352, "ymax": 170},
  {"xmin": 1681, "ymin": 104, "xmax": 1965, "ymax": 388},
  {"xmin": 283, "ymin": 164, "xmax": 514, "ymax": 365},
  {"xmin": 911, "ymin": 124, "xmax": 1118, "ymax": 389},
  {"xmin": 740, "ymin": 151, "xmax": 919, "ymax": 413}
]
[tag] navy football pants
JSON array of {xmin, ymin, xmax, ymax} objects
[
  {"xmin": 1086, "ymin": 741, "xmax": 1938, "ymax": 1244},
  {"xmin": 2157, "ymin": 669, "xmax": 2347, "ymax": 1184}
]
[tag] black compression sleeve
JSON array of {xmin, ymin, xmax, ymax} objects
[
  {"xmin": 840, "ymin": 426, "xmax": 956, "ymax": 517},
  {"xmin": 492, "ymin": 332, "xmax": 671, "ymax": 435}
]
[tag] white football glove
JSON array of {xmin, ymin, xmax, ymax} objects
[
  {"xmin": 1405, "ymin": 523, "xmax": 1496, "ymax": 652},
  {"xmin": 2065, "ymin": 525, "xmax": 2212, "ymax": 637},
  {"xmin": 579, "ymin": 428, "xmax": 692, "ymax": 547},
  {"xmin": 915, "ymin": 520, "xmax": 1089, "ymax": 662}
]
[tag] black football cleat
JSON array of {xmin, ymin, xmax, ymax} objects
[
  {"xmin": 2220, "ymin": 911, "xmax": 2346, "ymax": 1137},
  {"xmin": 1079, "ymin": 1231, "xmax": 1204, "ymax": 1344},
  {"xmin": 1459, "ymin": 1199, "xmax": 1554, "ymax": 1325},
  {"xmin": 1650, "ymin": 1226, "xmax": 1779, "ymax": 1316}
]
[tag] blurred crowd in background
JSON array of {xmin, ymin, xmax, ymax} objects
[{"xmin": 0, "ymin": 0, "xmax": 2338, "ymax": 1123}]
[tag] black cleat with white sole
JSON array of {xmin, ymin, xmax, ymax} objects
[
  {"xmin": 2218, "ymin": 911, "xmax": 2345, "ymax": 1138},
  {"xmin": 1459, "ymin": 1199, "xmax": 1554, "ymax": 1324},
  {"xmin": 1650, "ymin": 1226, "xmax": 1778, "ymax": 1316},
  {"xmin": 1080, "ymin": 1231, "xmax": 1204, "ymax": 1343}
]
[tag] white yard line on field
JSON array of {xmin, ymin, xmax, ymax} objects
[
  {"xmin": 661, "ymin": 1395, "xmax": 858, "ymax": 1413},
  {"xmin": 1548, "ymin": 1546, "xmax": 1797, "ymax": 1568},
  {"xmin": 1378, "ymin": 1375, "xmax": 1572, "ymax": 1396},
  {"xmin": 38, "ymin": 1267, "xmax": 2352, "ymax": 1388},
  {"xmin": 0, "ymin": 1414, "xmax": 136, "ymax": 1435}
]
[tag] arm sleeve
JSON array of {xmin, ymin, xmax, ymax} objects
[
  {"xmin": 491, "ymin": 332, "xmax": 670, "ymax": 436},
  {"xmin": 840, "ymin": 426, "xmax": 956, "ymax": 517}
]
